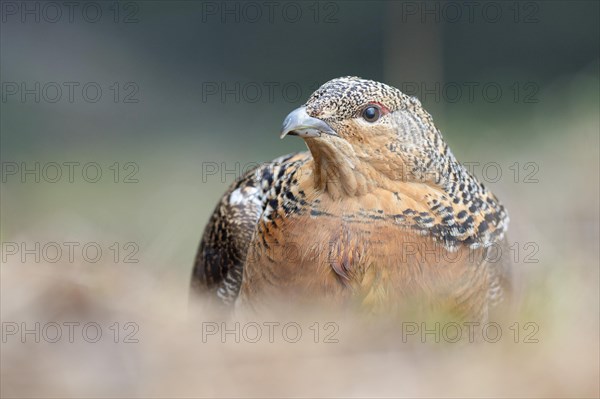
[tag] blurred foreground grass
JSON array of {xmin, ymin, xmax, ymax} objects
[{"xmin": 1, "ymin": 256, "xmax": 598, "ymax": 397}]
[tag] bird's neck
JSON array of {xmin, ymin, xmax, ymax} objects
[
  {"xmin": 299, "ymin": 139, "xmax": 508, "ymax": 249},
  {"xmin": 303, "ymin": 138, "xmax": 480, "ymax": 202},
  {"xmin": 304, "ymin": 139, "xmax": 378, "ymax": 199}
]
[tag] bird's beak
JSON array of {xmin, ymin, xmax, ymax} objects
[{"xmin": 280, "ymin": 107, "xmax": 337, "ymax": 139}]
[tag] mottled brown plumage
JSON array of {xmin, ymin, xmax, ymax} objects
[{"xmin": 191, "ymin": 77, "xmax": 511, "ymax": 320}]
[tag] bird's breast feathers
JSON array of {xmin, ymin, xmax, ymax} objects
[{"xmin": 240, "ymin": 154, "xmax": 501, "ymax": 311}]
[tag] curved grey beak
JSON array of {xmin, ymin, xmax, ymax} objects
[{"xmin": 280, "ymin": 107, "xmax": 337, "ymax": 139}]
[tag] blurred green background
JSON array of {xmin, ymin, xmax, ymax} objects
[
  {"xmin": 1, "ymin": 1, "xmax": 599, "ymax": 397},
  {"xmin": 1, "ymin": 1, "xmax": 598, "ymax": 277}
]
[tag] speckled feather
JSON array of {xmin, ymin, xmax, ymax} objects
[
  {"xmin": 191, "ymin": 77, "xmax": 511, "ymax": 319},
  {"xmin": 190, "ymin": 153, "xmax": 303, "ymax": 305}
]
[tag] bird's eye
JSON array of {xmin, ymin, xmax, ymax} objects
[{"xmin": 362, "ymin": 105, "xmax": 381, "ymax": 122}]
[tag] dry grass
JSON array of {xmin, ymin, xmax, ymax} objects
[{"xmin": 1, "ymin": 255, "xmax": 598, "ymax": 398}]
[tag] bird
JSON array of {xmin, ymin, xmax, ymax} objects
[{"xmin": 191, "ymin": 76, "xmax": 511, "ymax": 321}]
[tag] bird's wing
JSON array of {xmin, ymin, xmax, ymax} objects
[{"xmin": 190, "ymin": 152, "xmax": 310, "ymax": 305}]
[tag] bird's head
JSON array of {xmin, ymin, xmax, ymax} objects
[{"xmin": 280, "ymin": 76, "xmax": 452, "ymax": 197}]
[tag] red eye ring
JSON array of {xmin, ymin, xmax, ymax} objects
[{"xmin": 360, "ymin": 102, "xmax": 389, "ymax": 122}]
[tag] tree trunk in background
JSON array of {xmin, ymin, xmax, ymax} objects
[{"xmin": 383, "ymin": 2, "xmax": 444, "ymax": 115}]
